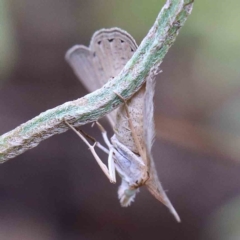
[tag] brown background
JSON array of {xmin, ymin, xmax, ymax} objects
[{"xmin": 1, "ymin": 1, "xmax": 240, "ymax": 239}]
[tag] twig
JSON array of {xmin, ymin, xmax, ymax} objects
[{"xmin": 0, "ymin": 0, "xmax": 194, "ymax": 163}]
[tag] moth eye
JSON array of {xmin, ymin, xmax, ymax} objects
[
  {"xmin": 108, "ymin": 38, "xmax": 114, "ymax": 42},
  {"xmin": 97, "ymin": 40, "xmax": 101, "ymax": 45},
  {"xmin": 120, "ymin": 39, "xmax": 124, "ymax": 43},
  {"xmin": 131, "ymin": 48, "xmax": 134, "ymax": 52}
]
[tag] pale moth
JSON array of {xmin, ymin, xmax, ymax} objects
[{"xmin": 65, "ymin": 28, "xmax": 180, "ymax": 222}]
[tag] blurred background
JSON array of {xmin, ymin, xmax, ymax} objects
[{"xmin": 0, "ymin": 0, "xmax": 240, "ymax": 239}]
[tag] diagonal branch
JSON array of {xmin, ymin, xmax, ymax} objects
[{"xmin": 0, "ymin": 0, "xmax": 194, "ymax": 163}]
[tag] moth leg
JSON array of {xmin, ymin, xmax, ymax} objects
[
  {"xmin": 108, "ymin": 146, "xmax": 116, "ymax": 183},
  {"xmin": 64, "ymin": 120, "xmax": 116, "ymax": 183},
  {"xmin": 95, "ymin": 121, "xmax": 112, "ymax": 148},
  {"xmin": 94, "ymin": 142, "xmax": 109, "ymax": 155},
  {"xmin": 76, "ymin": 127, "xmax": 109, "ymax": 154},
  {"xmin": 95, "ymin": 121, "xmax": 116, "ymax": 182},
  {"xmin": 114, "ymin": 92, "xmax": 146, "ymax": 161}
]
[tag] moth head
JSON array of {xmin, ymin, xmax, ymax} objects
[{"xmin": 118, "ymin": 179, "xmax": 139, "ymax": 207}]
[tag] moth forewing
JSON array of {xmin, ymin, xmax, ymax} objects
[
  {"xmin": 143, "ymin": 76, "xmax": 180, "ymax": 222},
  {"xmin": 114, "ymin": 87, "xmax": 146, "ymax": 158},
  {"xmin": 145, "ymin": 160, "xmax": 181, "ymax": 222}
]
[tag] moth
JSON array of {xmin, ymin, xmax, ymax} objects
[{"xmin": 65, "ymin": 28, "xmax": 180, "ymax": 222}]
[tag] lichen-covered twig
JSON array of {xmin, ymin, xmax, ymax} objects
[{"xmin": 0, "ymin": 0, "xmax": 194, "ymax": 163}]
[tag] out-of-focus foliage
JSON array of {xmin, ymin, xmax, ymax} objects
[
  {"xmin": 0, "ymin": 0, "xmax": 17, "ymax": 82},
  {"xmin": 187, "ymin": 1, "xmax": 240, "ymax": 135},
  {"xmin": 202, "ymin": 196, "xmax": 240, "ymax": 240},
  {"xmin": 91, "ymin": 0, "xmax": 164, "ymax": 39}
]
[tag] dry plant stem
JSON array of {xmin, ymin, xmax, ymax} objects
[{"xmin": 0, "ymin": 0, "xmax": 194, "ymax": 163}]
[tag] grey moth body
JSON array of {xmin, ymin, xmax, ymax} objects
[{"xmin": 66, "ymin": 28, "xmax": 180, "ymax": 222}]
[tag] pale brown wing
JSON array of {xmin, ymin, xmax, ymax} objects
[
  {"xmin": 66, "ymin": 45, "xmax": 102, "ymax": 92},
  {"xmin": 143, "ymin": 76, "xmax": 180, "ymax": 222},
  {"xmin": 65, "ymin": 28, "xmax": 138, "ymax": 126},
  {"xmin": 89, "ymin": 28, "xmax": 138, "ymax": 85}
]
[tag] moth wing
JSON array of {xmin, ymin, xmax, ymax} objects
[
  {"xmin": 65, "ymin": 45, "xmax": 102, "ymax": 93},
  {"xmin": 143, "ymin": 76, "xmax": 180, "ymax": 222},
  {"xmin": 89, "ymin": 28, "xmax": 138, "ymax": 85},
  {"xmin": 65, "ymin": 28, "xmax": 138, "ymax": 126}
]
